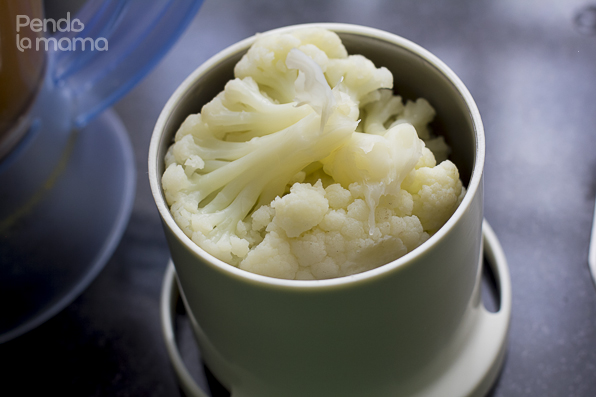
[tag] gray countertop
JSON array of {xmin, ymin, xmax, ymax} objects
[{"xmin": 2, "ymin": 0, "xmax": 596, "ymax": 395}]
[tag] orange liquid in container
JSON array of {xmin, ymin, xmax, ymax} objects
[{"xmin": 0, "ymin": 0, "xmax": 45, "ymax": 159}]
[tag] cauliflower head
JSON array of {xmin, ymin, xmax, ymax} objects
[{"xmin": 162, "ymin": 27, "xmax": 465, "ymax": 280}]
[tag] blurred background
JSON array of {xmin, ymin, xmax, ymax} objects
[{"xmin": 1, "ymin": 0, "xmax": 596, "ymax": 395}]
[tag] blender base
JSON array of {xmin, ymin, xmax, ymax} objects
[{"xmin": 0, "ymin": 109, "xmax": 136, "ymax": 343}]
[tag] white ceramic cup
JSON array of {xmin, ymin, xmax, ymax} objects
[{"xmin": 150, "ymin": 23, "xmax": 491, "ymax": 397}]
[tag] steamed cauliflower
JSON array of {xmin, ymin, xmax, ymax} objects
[
  {"xmin": 241, "ymin": 181, "xmax": 430, "ymax": 279},
  {"xmin": 162, "ymin": 27, "xmax": 465, "ymax": 280}
]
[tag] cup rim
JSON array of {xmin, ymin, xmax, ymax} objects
[{"xmin": 148, "ymin": 22, "xmax": 485, "ymax": 289}]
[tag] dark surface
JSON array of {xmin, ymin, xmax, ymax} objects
[{"xmin": 2, "ymin": 0, "xmax": 596, "ymax": 395}]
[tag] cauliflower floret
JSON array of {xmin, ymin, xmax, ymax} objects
[
  {"xmin": 162, "ymin": 164, "xmax": 191, "ymax": 204},
  {"xmin": 162, "ymin": 47, "xmax": 358, "ymax": 265},
  {"xmin": 271, "ymin": 181, "xmax": 329, "ymax": 238},
  {"xmin": 403, "ymin": 160, "xmax": 464, "ymax": 233},
  {"xmin": 325, "ymin": 183, "xmax": 353, "ymax": 209},
  {"xmin": 290, "ymin": 230, "xmax": 328, "ymax": 269},
  {"xmin": 321, "ymin": 123, "xmax": 422, "ymax": 231},
  {"xmin": 389, "ymin": 98, "xmax": 435, "ymax": 140},
  {"xmin": 424, "ymin": 136, "xmax": 451, "ymax": 163},
  {"xmin": 362, "ymin": 90, "xmax": 404, "ymax": 134},
  {"xmin": 234, "ymin": 27, "xmax": 348, "ymax": 103},
  {"xmin": 415, "ymin": 146, "xmax": 437, "ymax": 169},
  {"xmin": 251, "ymin": 205, "xmax": 275, "ymax": 232},
  {"xmin": 240, "ymin": 231, "xmax": 299, "ymax": 279},
  {"xmin": 363, "ymin": 90, "xmax": 451, "ymax": 163},
  {"xmin": 378, "ymin": 189, "xmax": 414, "ymax": 217},
  {"xmin": 325, "ymin": 55, "xmax": 393, "ymax": 106},
  {"xmin": 236, "ymin": 182, "xmax": 430, "ymax": 280},
  {"xmin": 202, "ymin": 77, "xmax": 314, "ymax": 140},
  {"xmin": 290, "ymin": 28, "xmax": 348, "ymax": 59}
]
